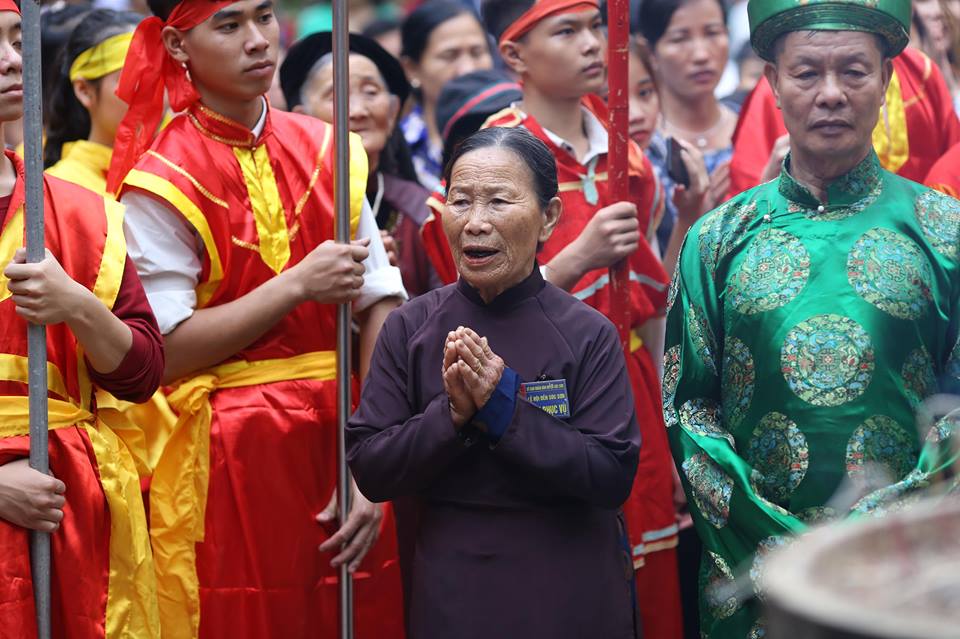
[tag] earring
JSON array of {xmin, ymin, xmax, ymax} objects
[
  {"xmin": 410, "ymin": 78, "xmax": 421, "ymax": 89},
  {"xmin": 182, "ymin": 61, "xmax": 192, "ymax": 82}
]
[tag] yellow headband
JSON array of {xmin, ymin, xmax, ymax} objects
[{"xmin": 69, "ymin": 31, "xmax": 134, "ymax": 82}]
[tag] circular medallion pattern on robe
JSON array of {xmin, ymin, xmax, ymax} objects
[
  {"xmin": 679, "ymin": 398, "xmax": 735, "ymax": 449},
  {"xmin": 901, "ymin": 346, "xmax": 937, "ymax": 408},
  {"xmin": 946, "ymin": 336, "xmax": 960, "ymax": 388},
  {"xmin": 704, "ymin": 553, "xmax": 739, "ymax": 620},
  {"xmin": 915, "ymin": 189, "xmax": 960, "ymax": 259},
  {"xmin": 845, "ymin": 415, "xmax": 918, "ymax": 482},
  {"xmin": 722, "ymin": 337, "xmax": 755, "ymax": 429},
  {"xmin": 726, "ymin": 229, "xmax": 810, "ymax": 315},
  {"xmin": 688, "ymin": 304, "xmax": 718, "ymax": 375},
  {"xmin": 681, "ymin": 453, "xmax": 734, "ymax": 529},
  {"xmin": 847, "ymin": 228, "xmax": 933, "ymax": 320},
  {"xmin": 781, "ymin": 314, "xmax": 874, "ymax": 406},
  {"xmin": 698, "ymin": 200, "xmax": 757, "ymax": 277},
  {"xmin": 797, "ymin": 506, "xmax": 839, "ymax": 525},
  {"xmin": 744, "ymin": 412, "xmax": 809, "ymax": 504},
  {"xmin": 662, "ymin": 346, "xmax": 681, "ymax": 428}
]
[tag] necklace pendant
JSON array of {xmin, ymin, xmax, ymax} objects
[{"xmin": 696, "ymin": 136, "xmax": 708, "ymax": 149}]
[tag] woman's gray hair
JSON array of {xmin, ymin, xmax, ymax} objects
[
  {"xmin": 442, "ymin": 127, "xmax": 559, "ymax": 210},
  {"xmin": 300, "ymin": 53, "xmax": 393, "ymax": 107}
]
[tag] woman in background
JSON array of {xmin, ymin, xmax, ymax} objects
[
  {"xmin": 45, "ymin": 9, "xmax": 140, "ymax": 190},
  {"xmin": 399, "ymin": 0, "xmax": 492, "ymax": 191},
  {"xmin": 637, "ymin": 0, "xmax": 734, "ymax": 252}
]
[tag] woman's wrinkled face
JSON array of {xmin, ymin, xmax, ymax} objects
[
  {"xmin": 628, "ymin": 48, "xmax": 659, "ymax": 149},
  {"xmin": 405, "ymin": 14, "xmax": 492, "ymax": 109},
  {"xmin": 443, "ymin": 146, "xmax": 559, "ymax": 300},
  {"xmin": 653, "ymin": 0, "xmax": 728, "ymax": 100},
  {"xmin": 300, "ymin": 53, "xmax": 399, "ymax": 170}
]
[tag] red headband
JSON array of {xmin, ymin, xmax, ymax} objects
[
  {"xmin": 498, "ymin": 0, "xmax": 599, "ymax": 46},
  {"xmin": 106, "ymin": 0, "xmax": 235, "ymax": 194},
  {"xmin": 0, "ymin": 0, "xmax": 20, "ymax": 14}
]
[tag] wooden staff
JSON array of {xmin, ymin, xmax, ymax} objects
[
  {"xmin": 21, "ymin": 1, "xmax": 52, "ymax": 637},
  {"xmin": 607, "ymin": 0, "xmax": 632, "ymax": 348},
  {"xmin": 331, "ymin": 1, "xmax": 355, "ymax": 637}
]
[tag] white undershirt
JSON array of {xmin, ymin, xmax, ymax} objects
[
  {"xmin": 122, "ymin": 99, "xmax": 406, "ymax": 335},
  {"xmin": 516, "ymin": 103, "xmax": 609, "ymax": 166}
]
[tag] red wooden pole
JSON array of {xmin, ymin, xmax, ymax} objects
[{"xmin": 607, "ymin": 0, "xmax": 632, "ymax": 349}]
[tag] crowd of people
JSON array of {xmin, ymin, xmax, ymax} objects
[{"xmin": 0, "ymin": 0, "xmax": 958, "ymax": 638}]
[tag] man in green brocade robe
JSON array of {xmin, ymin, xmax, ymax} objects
[{"xmin": 665, "ymin": 1, "xmax": 960, "ymax": 636}]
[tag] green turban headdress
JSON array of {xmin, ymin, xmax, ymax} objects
[{"xmin": 749, "ymin": 0, "xmax": 911, "ymax": 62}]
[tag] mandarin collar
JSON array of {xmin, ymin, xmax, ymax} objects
[
  {"xmin": 187, "ymin": 99, "xmax": 271, "ymax": 148},
  {"xmin": 457, "ymin": 263, "xmax": 545, "ymax": 310},
  {"xmin": 778, "ymin": 150, "xmax": 882, "ymax": 210},
  {"xmin": 61, "ymin": 140, "xmax": 113, "ymax": 177}
]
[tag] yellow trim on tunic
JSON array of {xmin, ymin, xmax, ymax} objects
[
  {"xmin": 122, "ymin": 169, "xmax": 225, "ymax": 308},
  {"xmin": 0, "ymin": 206, "xmax": 24, "ymax": 304},
  {"xmin": 872, "ymin": 69, "xmax": 909, "ymax": 174},
  {"xmin": 232, "ymin": 145, "xmax": 291, "ymax": 274},
  {"xmin": 68, "ymin": 31, "xmax": 133, "ymax": 82},
  {"xmin": 47, "ymin": 140, "xmax": 113, "ymax": 194},
  {"xmin": 149, "ymin": 351, "xmax": 338, "ymax": 639}
]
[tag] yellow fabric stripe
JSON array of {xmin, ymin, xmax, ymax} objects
[
  {"xmin": 150, "ymin": 351, "xmax": 338, "ymax": 639},
  {"xmin": 143, "ymin": 151, "xmax": 230, "ymax": 209},
  {"xmin": 0, "ymin": 395, "xmax": 161, "ymax": 637},
  {"xmin": 232, "ymin": 145, "xmax": 291, "ymax": 275},
  {"xmin": 92, "ymin": 197, "xmax": 127, "ymax": 309},
  {"xmin": 347, "ymin": 132, "xmax": 367, "ymax": 239},
  {"xmin": 873, "ymin": 69, "xmax": 909, "ymax": 174},
  {"xmin": 558, "ymin": 171, "xmax": 610, "ymax": 193},
  {"xmin": 68, "ymin": 31, "xmax": 133, "ymax": 82},
  {"xmin": 630, "ymin": 329, "xmax": 644, "ymax": 353},
  {"xmin": 123, "ymin": 169, "xmax": 224, "ymax": 308},
  {"xmin": 0, "ymin": 353, "xmax": 71, "ymax": 405},
  {"xmin": 0, "ymin": 206, "xmax": 23, "ymax": 303}
]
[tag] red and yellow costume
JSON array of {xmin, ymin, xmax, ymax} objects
[
  {"xmin": 420, "ymin": 93, "xmax": 684, "ymax": 638},
  {"xmin": 925, "ymin": 141, "xmax": 960, "ymax": 198},
  {"xmin": 729, "ymin": 48, "xmax": 960, "ymax": 196},
  {"xmin": 118, "ymin": 105, "xmax": 403, "ymax": 639},
  {"xmin": 0, "ymin": 151, "xmax": 160, "ymax": 639},
  {"xmin": 107, "ymin": 1, "xmax": 404, "ymax": 635},
  {"xmin": 48, "ymin": 139, "xmax": 177, "ymax": 476}
]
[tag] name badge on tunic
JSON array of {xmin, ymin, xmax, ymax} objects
[{"xmin": 520, "ymin": 379, "xmax": 571, "ymax": 419}]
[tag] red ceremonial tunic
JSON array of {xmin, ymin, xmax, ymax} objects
[
  {"xmin": 118, "ymin": 104, "xmax": 403, "ymax": 639},
  {"xmin": 925, "ymin": 141, "xmax": 960, "ymax": 198},
  {"xmin": 0, "ymin": 151, "xmax": 163, "ymax": 639},
  {"xmin": 729, "ymin": 48, "xmax": 960, "ymax": 196},
  {"xmin": 420, "ymin": 96, "xmax": 679, "ymax": 566}
]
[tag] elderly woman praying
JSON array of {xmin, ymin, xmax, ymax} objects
[{"xmin": 347, "ymin": 126, "xmax": 642, "ymax": 639}]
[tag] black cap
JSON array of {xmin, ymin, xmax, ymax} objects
[
  {"xmin": 279, "ymin": 31, "xmax": 411, "ymax": 110},
  {"xmin": 435, "ymin": 69, "xmax": 522, "ymax": 163}
]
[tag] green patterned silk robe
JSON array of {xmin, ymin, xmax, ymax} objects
[{"xmin": 665, "ymin": 151, "xmax": 960, "ymax": 638}]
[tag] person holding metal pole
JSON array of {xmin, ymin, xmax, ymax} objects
[
  {"xmin": 106, "ymin": 0, "xmax": 407, "ymax": 637},
  {"xmin": 0, "ymin": 2, "xmax": 165, "ymax": 637}
]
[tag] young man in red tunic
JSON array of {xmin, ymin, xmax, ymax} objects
[
  {"xmin": 420, "ymin": 1, "xmax": 683, "ymax": 636},
  {"xmin": 0, "ymin": 3, "xmax": 165, "ymax": 637},
  {"xmin": 729, "ymin": 46, "xmax": 960, "ymax": 196},
  {"xmin": 107, "ymin": 0, "xmax": 406, "ymax": 637}
]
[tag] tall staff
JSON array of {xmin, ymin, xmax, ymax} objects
[
  {"xmin": 331, "ymin": 0, "xmax": 355, "ymax": 637},
  {"xmin": 606, "ymin": 0, "xmax": 631, "ymax": 348},
  {"xmin": 21, "ymin": 0, "xmax": 52, "ymax": 637}
]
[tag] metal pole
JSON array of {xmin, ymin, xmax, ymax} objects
[
  {"xmin": 331, "ymin": 1, "xmax": 354, "ymax": 638},
  {"xmin": 607, "ymin": 0, "xmax": 632, "ymax": 349},
  {"xmin": 21, "ymin": 1, "xmax": 51, "ymax": 638}
]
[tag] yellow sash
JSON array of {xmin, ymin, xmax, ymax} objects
[
  {"xmin": 873, "ymin": 70, "xmax": 909, "ymax": 174},
  {"xmin": 0, "ymin": 396, "xmax": 160, "ymax": 638},
  {"xmin": 150, "ymin": 350, "xmax": 337, "ymax": 639}
]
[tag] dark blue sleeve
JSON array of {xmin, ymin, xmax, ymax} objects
[{"xmin": 473, "ymin": 367, "xmax": 521, "ymax": 443}]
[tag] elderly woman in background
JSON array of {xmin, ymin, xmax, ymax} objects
[
  {"xmin": 347, "ymin": 127, "xmax": 641, "ymax": 639},
  {"xmin": 399, "ymin": 0, "xmax": 493, "ymax": 191},
  {"xmin": 280, "ymin": 31, "xmax": 441, "ymax": 297}
]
